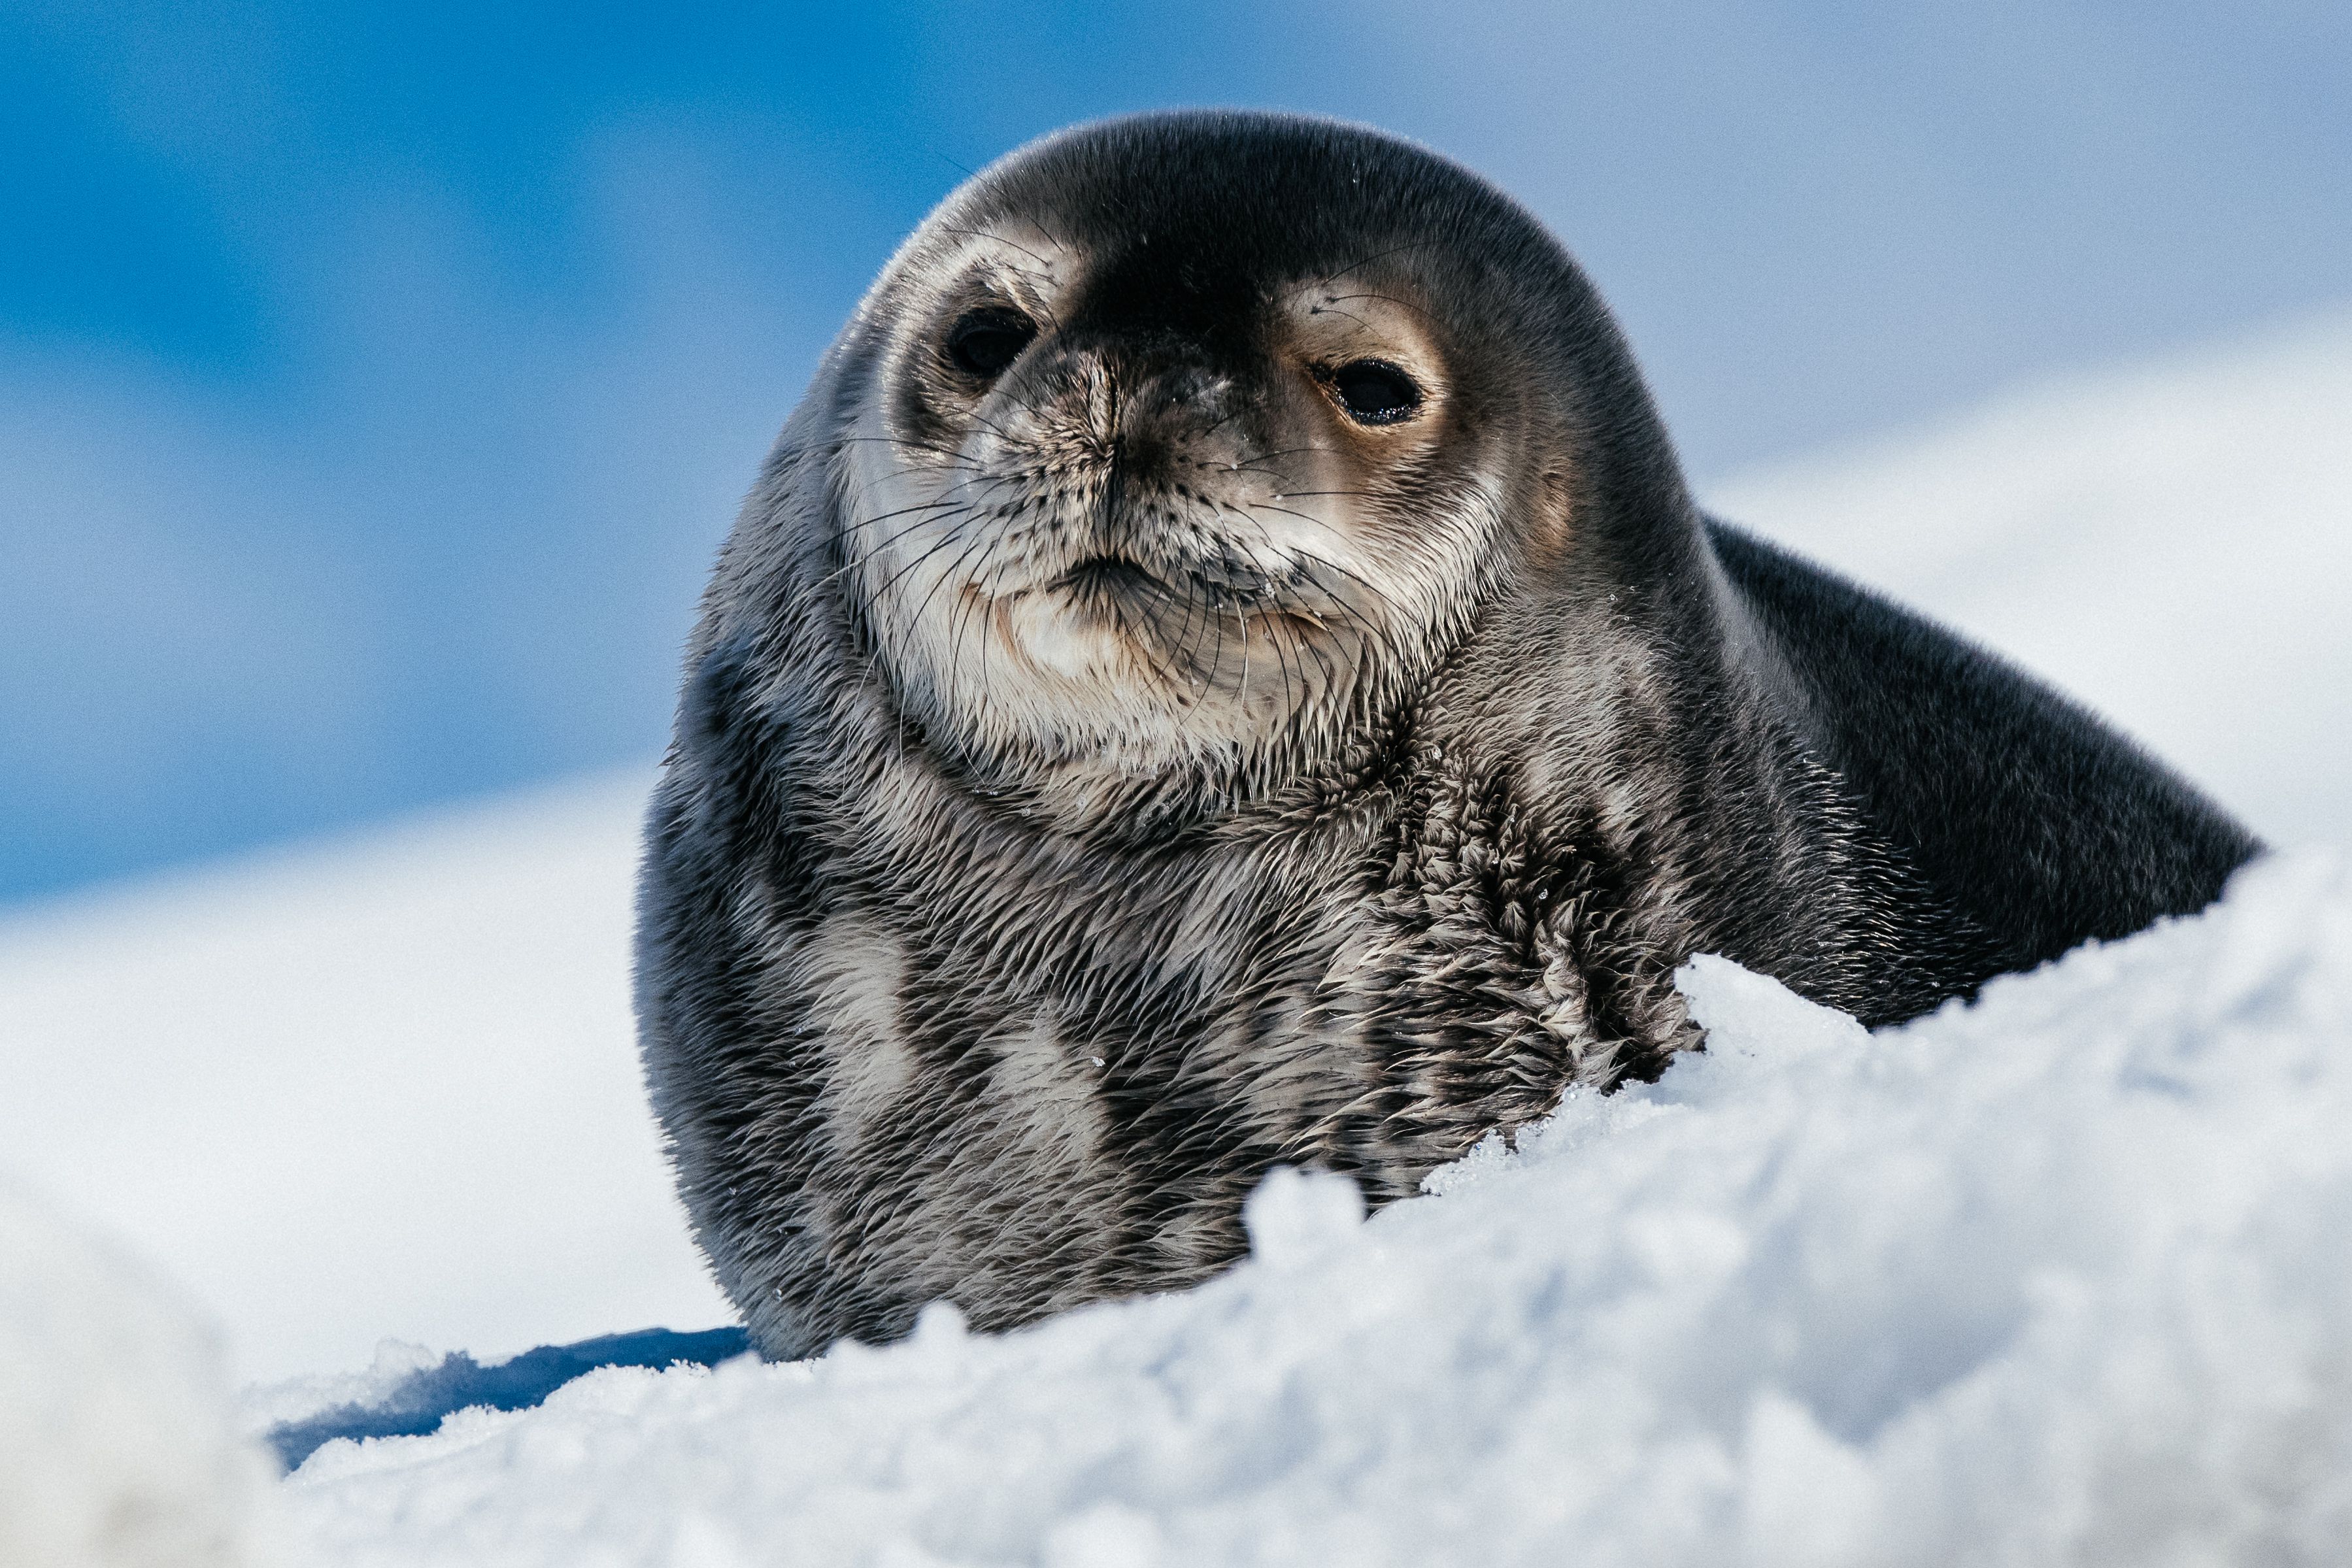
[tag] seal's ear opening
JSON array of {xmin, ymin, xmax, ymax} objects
[{"xmin": 1520, "ymin": 462, "xmax": 1577, "ymax": 576}]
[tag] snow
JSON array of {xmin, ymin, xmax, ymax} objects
[
  {"xmin": 0, "ymin": 309, "xmax": 2344, "ymax": 1560},
  {"xmin": 271, "ymin": 850, "xmax": 2352, "ymax": 1565},
  {"xmin": 1707, "ymin": 306, "xmax": 2352, "ymax": 846},
  {"xmin": 0, "ymin": 772, "xmax": 728, "ymax": 1384},
  {"xmin": 256, "ymin": 1328, "xmax": 751, "ymax": 1471},
  {"xmin": 0, "ymin": 1177, "xmax": 275, "ymax": 1568}
]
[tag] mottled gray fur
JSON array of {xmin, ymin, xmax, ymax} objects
[{"xmin": 635, "ymin": 112, "xmax": 2257, "ymax": 1359}]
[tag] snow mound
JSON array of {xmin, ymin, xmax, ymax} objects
[
  {"xmin": 0, "ymin": 1177, "xmax": 277, "ymax": 1568},
  {"xmin": 277, "ymin": 850, "xmax": 2352, "ymax": 1567}
]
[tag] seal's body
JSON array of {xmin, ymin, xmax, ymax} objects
[{"xmin": 636, "ymin": 113, "xmax": 2257, "ymax": 1358}]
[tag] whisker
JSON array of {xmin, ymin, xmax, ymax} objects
[
  {"xmin": 828, "ymin": 435, "xmax": 988, "ymax": 468},
  {"xmin": 930, "ymin": 225, "xmax": 1058, "ymax": 275},
  {"xmin": 858, "ymin": 486, "xmax": 1008, "ymax": 608},
  {"xmin": 924, "ymin": 519, "xmax": 1014, "ymax": 690},
  {"xmin": 1306, "ymin": 303, "xmax": 1375, "ymax": 332},
  {"xmin": 1314, "ymin": 240, "xmax": 1446, "ymax": 287},
  {"xmin": 1220, "ymin": 505, "xmax": 1407, "ymax": 684},
  {"xmin": 1319, "ymin": 292, "xmax": 1444, "ymax": 329}
]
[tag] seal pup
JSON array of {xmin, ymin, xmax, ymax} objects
[{"xmin": 636, "ymin": 111, "xmax": 2259, "ymax": 1359}]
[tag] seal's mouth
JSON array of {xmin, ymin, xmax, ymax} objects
[
  {"xmin": 1054, "ymin": 555, "xmax": 1166, "ymax": 604},
  {"xmin": 1049, "ymin": 536, "xmax": 1286, "ymax": 606}
]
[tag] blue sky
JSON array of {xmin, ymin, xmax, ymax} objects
[{"xmin": 4, "ymin": 1, "xmax": 2347, "ymax": 907}]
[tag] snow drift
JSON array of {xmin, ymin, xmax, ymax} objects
[
  {"xmin": 0, "ymin": 1179, "xmax": 275, "ymax": 1568},
  {"xmin": 274, "ymin": 850, "xmax": 2352, "ymax": 1567}
]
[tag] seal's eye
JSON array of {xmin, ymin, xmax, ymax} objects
[
  {"xmin": 1330, "ymin": 359, "xmax": 1423, "ymax": 425},
  {"xmin": 945, "ymin": 308, "xmax": 1036, "ymax": 380}
]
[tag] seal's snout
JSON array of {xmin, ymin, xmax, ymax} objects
[
  {"xmin": 978, "ymin": 337, "xmax": 1258, "ymax": 570},
  {"xmin": 1016, "ymin": 339, "xmax": 1239, "ymax": 459}
]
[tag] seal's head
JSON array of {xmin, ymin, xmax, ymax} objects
[{"xmin": 808, "ymin": 112, "xmax": 1681, "ymax": 826}]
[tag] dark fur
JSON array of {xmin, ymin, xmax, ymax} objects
[{"xmin": 635, "ymin": 112, "xmax": 2258, "ymax": 1359}]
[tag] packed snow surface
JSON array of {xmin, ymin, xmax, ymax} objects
[{"xmin": 274, "ymin": 851, "xmax": 2352, "ymax": 1566}]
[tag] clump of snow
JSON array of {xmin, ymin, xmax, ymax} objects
[
  {"xmin": 239, "ymin": 1341, "xmax": 454, "ymax": 1439},
  {"xmin": 0, "ymin": 1176, "xmax": 278, "ymax": 1568},
  {"xmin": 277, "ymin": 851, "xmax": 2352, "ymax": 1566}
]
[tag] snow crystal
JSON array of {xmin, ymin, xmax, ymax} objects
[{"xmin": 273, "ymin": 850, "xmax": 2352, "ymax": 1566}]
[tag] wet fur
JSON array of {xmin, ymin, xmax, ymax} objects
[{"xmin": 635, "ymin": 112, "xmax": 2259, "ymax": 1359}]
